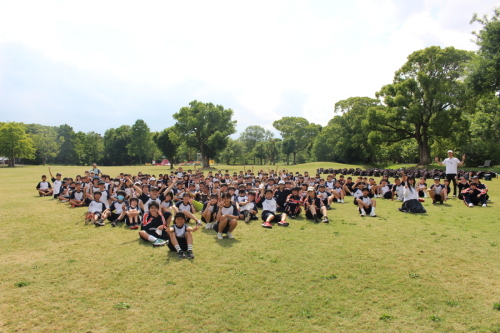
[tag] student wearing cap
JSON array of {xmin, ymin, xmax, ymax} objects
[
  {"xmin": 139, "ymin": 202, "xmax": 169, "ymax": 246},
  {"xmin": 356, "ymin": 187, "xmax": 377, "ymax": 217},
  {"xmin": 36, "ymin": 175, "xmax": 53, "ymax": 197},
  {"xmin": 435, "ymin": 150, "xmax": 465, "ymax": 197},
  {"xmin": 461, "ymin": 182, "xmax": 487, "ymax": 207},
  {"xmin": 428, "ymin": 177, "xmax": 447, "ymax": 204},
  {"xmin": 69, "ymin": 182, "xmax": 86, "ymax": 207},
  {"xmin": 274, "ymin": 180, "xmax": 291, "ymax": 212},
  {"xmin": 167, "ymin": 212, "xmax": 200, "ymax": 259}
]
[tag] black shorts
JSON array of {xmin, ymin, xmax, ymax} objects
[
  {"xmin": 261, "ymin": 211, "xmax": 283, "ymax": 222},
  {"xmin": 108, "ymin": 213, "xmax": 121, "ymax": 221},
  {"xmin": 167, "ymin": 236, "xmax": 186, "ymax": 252},
  {"xmin": 434, "ymin": 194, "xmax": 442, "ymax": 201},
  {"xmin": 305, "ymin": 210, "xmax": 323, "ymax": 219},
  {"xmin": 213, "ymin": 221, "xmax": 230, "ymax": 233},
  {"xmin": 383, "ymin": 192, "xmax": 392, "ymax": 199},
  {"xmin": 53, "ymin": 193, "xmax": 60, "ymax": 199},
  {"xmin": 201, "ymin": 214, "xmax": 216, "ymax": 223},
  {"xmin": 359, "ymin": 206, "xmax": 372, "ymax": 214}
]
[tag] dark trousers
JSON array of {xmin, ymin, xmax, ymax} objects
[{"xmin": 446, "ymin": 174, "xmax": 457, "ymax": 195}]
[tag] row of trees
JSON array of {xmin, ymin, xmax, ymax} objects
[{"xmin": 2, "ymin": 9, "xmax": 499, "ymax": 167}]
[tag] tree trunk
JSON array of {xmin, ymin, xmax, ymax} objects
[
  {"xmin": 417, "ymin": 125, "xmax": 430, "ymax": 165},
  {"xmin": 293, "ymin": 152, "xmax": 297, "ymax": 165},
  {"xmin": 170, "ymin": 163, "xmax": 174, "ymax": 169},
  {"xmin": 202, "ymin": 156, "xmax": 209, "ymax": 168},
  {"xmin": 8, "ymin": 156, "xmax": 15, "ymax": 167}
]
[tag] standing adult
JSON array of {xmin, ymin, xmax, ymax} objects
[
  {"xmin": 90, "ymin": 163, "xmax": 102, "ymax": 177},
  {"xmin": 435, "ymin": 150, "xmax": 465, "ymax": 197}
]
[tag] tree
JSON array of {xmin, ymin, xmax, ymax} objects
[
  {"xmin": 55, "ymin": 124, "xmax": 77, "ymax": 165},
  {"xmin": 365, "ymin": 46, "xmax": 473, "ymax": 165},
  {"xmin": 85, "ymin": 132, "xmax": 104, "ymax": 165},
  {"xmin": 32, "ymin": 126, "xmax": 63, "ymax": 165},
  {"xmin": 273, "ymin": 117, "xmax": 320, "ymax": 165},
  {"xmin": 128, "ymin": 119, "xmax": 154, "ymax": 164},
  {"xmin": 173, "ymin": 100, "xmax": 237, "ymax": 168},
  {"xmin": 154, "ymin": 127, "xmax": 178, "ymax": 169},
  {"xmin": 239, "ymin": 125, "xmax": 274, "ymax": 164},
  {"xmin": 468, "ymin": 8, "xmax": 500, "ymax": 94},
  {"xmin": 103, "ymin": 125, "xmax": 132, "ymax": 166},
  {"xmin": 313, "ymin": 97, "xmax": 379, "ymax": 163},
  {"xmin": 0, "ymin": 122, "xmax": 35, "ymax": 167},
  {"xmin": 218, "ymin": 138, "xmax": 245, "ymax": 165}
]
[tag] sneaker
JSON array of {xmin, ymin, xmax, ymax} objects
[
  {"xmin": 111, "ymin": 221, "xmax": 117, "ymax": 227},
  {"xmin": 326, "ymin": 205, "xmax": 332, "ymax": 210},
  {"xmin": 217, "ymin": 232, "xmax": 223, "ymax": 239},
  {"xmin": 468, "ymin": 203, "xmax": 474, "ymax": 207},
  {"xmin": 186, "ymin": 250, "xmax": 194, "ymax": 259},
  {"xmin": 71, "ymin": 204, "xmax": 75, "ymax": 208},
  {"xmin": 205, "ymin": 222, "xmax": 213, "ymax": 229},
  {"xmin": 440, "ymin": 201, "xmax": 443, "ymax": 205},
  {"xmin": 432, "ymin": 201, "xmax": 436, "ymax": 204},
  {"xmin": 227, "ymin": 232, "xmax": 235, "ymax": 238},
  {"xmin": 94, "ymin": 220, "xmax": 105, "ymax": 227},
  {"xmin": 360, "ymin": 211, "xmax": 366, "ymax": 217},
  {"xmin": 61, "ymin": 199, "xmax": 68, "ymax": 203},
  {"xmin": 178, "ymin": 251, "xmax": 186, "ymax": 259},
  {"xmin": 196, "ymin": 220, "xmax": 203, "ymax": 227},
  {"xmin": 340, "ymin": 199, "xmax": 344, "ymax": 204},
  {"xmin": 244, "ymin": 211, "xmax": 250, "ymax": 223},
  {"xmin": 153, "ymin": 238, "xmax": 166, "ymax": 246},
  {"xmin": 482, "ymin": 204, "xmax": 487, "ymax": 207},
  {"xmin": 322, "ymin": 216, "xmax": 329, "ymax": 223},
  {"xmin": 314, "ymin": 215, "xmax": 320, "ymax": 223},
  {"xmin": 370, "ymin": 212, "xmax": 377, "ymax": 217},
  {"xmin": 278, "ymin": 221, "xmax": 289, "ymax": 227},
  {"xmin": 262, "ymin": 221, "xmax": 273, "ymax": 229}
]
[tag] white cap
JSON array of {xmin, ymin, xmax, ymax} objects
[
  {"xmin": 150, "ymin": 178, "xmax": 156, "ymax": 181},
  {"xmin": 278, "ymin": 180, "xmax": 285, "ymax": 184},
  {"xmin": 447, "ymin": 150, "xmax": 453, "ymax": 153},
  {"xmin": 307, "ymin": 187, "xmax": 315, "ymax": 192}
]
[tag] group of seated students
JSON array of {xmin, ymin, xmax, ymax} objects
[{"xmin": 35, "ymin": 165, "xmax": 491, "ymax": 258}]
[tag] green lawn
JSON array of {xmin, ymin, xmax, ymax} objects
[{"xmin": 1, "ymin": 163, "xmax": 499, "ymax": 332}]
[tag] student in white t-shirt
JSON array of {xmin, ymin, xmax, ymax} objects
[
  {"xmin": 435, "ymin": 150, "xmax": 465, "ymax": 197},
  {"xmin": 36, "ymin": 175, "xmax": 53, "ymax": 197}
]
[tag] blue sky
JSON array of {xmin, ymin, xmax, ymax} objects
[{"xmin": 0, "ymin": 0, "xmax": 498, "ymax": 137}]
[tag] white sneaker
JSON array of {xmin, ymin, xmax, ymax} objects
[
  {"xmin": 482, "ymin": 204, "xmax": 487, "ymax": 207},
  {"xmin": 217, "ymin": 232, "xmax": 223, "ymax": 239},
  {"xmin": 205, "ymin": 222, "xmax": 213, "ymax": 229},
  {"xmin": 340, "ymin": 199, "xmax": 344, "ymax": 203},
  {"xmin": 468, "ymin": 203, "xmax": 474, "ymax": 207},
  {"xmin": 360, "ymin": 211, "xmax": 366, "ymax": 216},
  {"xmin": 370, "ymin": 213, "xmax": 377, "ymax": 217},
  {"xmin": 227, "ymin": 232, "xmax": 234, "ymax": 239}
]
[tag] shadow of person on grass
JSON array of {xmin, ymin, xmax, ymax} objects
[{"xmin": 214, "ymin": 237, "xmax": 241, "ymax": 248}]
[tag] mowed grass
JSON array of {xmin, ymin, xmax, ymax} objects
[{"xmin": 1, "ymin": 163, "xmax": 500, "ymax": 333}]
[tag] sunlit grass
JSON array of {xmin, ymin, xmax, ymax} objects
[{"xmin": 0, "ymin": 163, "xmax": 499, "ymax": 332}]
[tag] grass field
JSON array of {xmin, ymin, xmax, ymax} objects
[{"xmin": 1, "ymin": 162, "xmax": 500, "ymax": 332}]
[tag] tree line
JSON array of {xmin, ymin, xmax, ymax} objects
[{"xmin": 1, "ymin": 8, "xmax": 499, "ymax": 168}]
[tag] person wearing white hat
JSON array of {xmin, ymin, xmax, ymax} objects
[{"xmin": 435, "ymin": 150, "xmax": 465, "ymax": 197}]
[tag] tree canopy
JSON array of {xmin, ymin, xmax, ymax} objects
[
  {"xmin": 0, "ymin": 122, "xmax": 35, "ymax": 167},
  {"xmin": 273, "ymin": 117, "xmax": 320, "ymax": 165}
]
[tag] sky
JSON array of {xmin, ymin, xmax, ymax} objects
[{"xmin": 0, "ymin": 0, "xmax": 499, "ymax": 137}]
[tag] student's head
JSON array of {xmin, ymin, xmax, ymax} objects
[
  {"xmin": 220, "ymin": 184, "xmax": 228, "ymax": 191},
  {"xmin": 318, "ymin": 185, "xmax": 326, "ymax": 192},
  {"xmin": 183, "ymin": 192, "xmax": 192, "ymax": 202},
  {"xmin": 291, "ymin": 187, "xmax": 300, "ymax": 194},
  {"xmin": 247, "ymin": 192, "xmax": 255, "ymax": 200},
  {"xmin": 129, "ymin": 197, "xmax": 138, "ymax": 207},
  {"xmin": 307, "ymin": 187, "xmax": 316, "ymax": 198},
  {"xmin": 433, "ymin": 177, "xmax": 441, "ymax": 183},
  {"xmin": 470, "ymin": 182, "xmax": 478, "ymax": 188},
  {"xmin": 56, "ymin": 172, "xmax": 62, "ymax": 179},
  {"xmin": 278, "ymin": 180, "xmax": 285, "ymax": 188},
  {"xmin": 335, "ymin": 181, "xmax": 341, "ymax": 187},
  {"xmin": 420, "ymin": 177, "xmax": 426, "ymax": 183},
  {"xmin": 75, "ymin": 182, "xmax": 82, "ymax": 189},
  {"xmin": 394, "ymin": 178, "xmax": 401, "ymax": 185},
  {"xmin": 460, "ymin": 176, "xmax": 467, "ymax": 182},
  {"xmin": 407, "ymin": 177, "xmax": 415, "ymax": 185},
  {"xmin": 221, "ymin": 192, "xmax": 232, "ymax": 203},
  {"xmin": 164, "ymin": 192, "xmax": 173, "ymax": 201},
  {"xmin": 381, "ymin": 179, "xmax": 387, "ymax": 185},
  {"xmin": 41, "ymin": 175, "xmax": 47, "ymax": 180},
  {"xmin": 264, "ymin": 189, "xmax": 273, "ymax": 199},
  {"xmin": 94, "ymin": 191, "xmax": 102, "ymax": 199},
  {"xmin": 443, "ymin": 179, "xmax": 450, "ymax": 185},
  {"xmin": 447, "ymin": 150, "xmax": 454, "ymax": 157},
  {"xmin": 148, "ymin": 202, "xmax": 160, "ymax": 215},
  {"xmin": 238, "ymin": 189, "xmax": 246, "ymax": 196},
  {"xmin": 228, "ymin": 186, "xmax": 235, "ymax": 194},
  {"xmin": 209, "ymin": 193, "xmax": 218, "ymax": 204},
  {"xmin": 98, "ymin": 180, "xmax": 105, "ymax": 188},
  {"xmin": 150, "ymin": 187, "xmax": 159, "ymax": 198},
  {"xmin": 117, "ymin": 191, "xmax": 126, "ymax": 201},
  {"xmin": 362, "ymin": 187, "xmax": 370, "ymax": 196}
]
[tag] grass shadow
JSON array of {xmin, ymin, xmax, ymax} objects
[{"xmin": 215, "ymin": 237, "xmax": 241, "ymax": 248}]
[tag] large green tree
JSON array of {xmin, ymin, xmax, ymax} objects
[
  {"xmin": 173, "ymin": 100, "xmax": 237, "ymax": 168},
  {"xmin": 0, "ymin": 122, "xmax": 35, "ymax": 167},
  {"xmin": 468, "ymin": 8, "xmax": 500, "ymax": 94},
  {"xmin": 55, "ymin": 124, "xmax": 77, "ymax": 165},
  {"xmin": 104, "ymin": 125, "xmax": 132, "ymax": 166},
  {"xmin": 218, "ymin": 138, "xmax": 246, "ymax": 165},
  {"xmin": 154, "ymin": 127, "xmax": 178, "ymax": 169},
  {"xmin": 313, "ymin": 97, "xmax": 379, "ymax": 163},
  {"xmin": 365, "ymin": 46, "xmax": 473, "ymax": 165},
  {"xmin": 239, "ymin": 125, "xmax": 273, "ymax": 164},
  {"xmin": 128, "ymin": 119, "xmax": 154, "ymax": 164},
  {"xmin": 31, "ymin": 126, "xmax": 63, "ymax": 165},
  {"xmin": 273, "ymin": 117, "xmax": 320, "ymax": 165}
]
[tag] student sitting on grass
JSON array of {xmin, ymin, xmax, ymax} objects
[
  {"xmin": 108, "ymin": 190, "xmax": 128, "ymax": 227},
  {"xmin": 36, "ymin": 175, "xmax": 53, "ymax": 197},
  {"xmin": 377, "ymin": 179, "xmax": 393, "ymax": 199},
  {"xmin": 175, "ymin": 192, "xmax": 202, "ymax": 225},
  {"xmin": 356, "ymin": 187, "xmax": 377, "ymax": 217},
  {"xmin": 69, "ymin": 182, "xmax": 86, "ymax": 207},
  {"xmin": 167, "ymin": 212, "xmax": 200, "ymax": 259},
  {"xmin": 461, "ymin": 182, "xmax": 487, "ymax": 207},
  {"xmin": 202, "ymin": 194, "xmax": 219, "ymax": 229},
  {"xmin": 398, "ymin": 177, "xmax": 426, "ymax": 213},
  {"xmin": 48, "ymin": 167, "xmax": 62, "ymax": 199},
  {"xmin": 139, "ymin": 202, "xmax": 169, "ymax": 246},
  {"xmin": 304, "ymin": 187, "xmax": 329, "ymax": 223},
  {"xmin": 260, "ymin": 189, "xmax": 289, "ymax": 228},
  {"xmin": 126, "ymin": 197, "xmax": 142, "ymax": 229},
  {"xmin": 214, "ymin": 192, "xmax": 239, "ymax": 239},
  {"xmin": 391, "ymin": 178, "xmax": 405, "ymax": 201},
  {"xmin": 86, "ymin": 191, "xmax": 110, "ymax": 226},
  {"xmin": 284, "ymin": 187, "xmax": 303, "ymax": 219},
  {"xmin": 238, "ymin": 191, "xmax": 258, "ymax": 223},
  {"xmin": 428, "ymin": 177, "xmax": 447, "ymax": 204}
]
